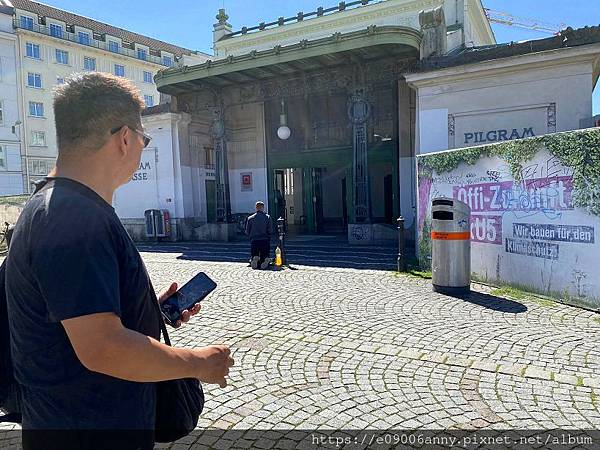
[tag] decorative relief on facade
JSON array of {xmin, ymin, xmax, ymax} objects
[
  {"xmin": 448, "ymin": 113, "xmax": 455, "ymax": 147},
  {"xmin": 232, "ymin": 57, "xmax": 416, "ymax": 104},
  {"xmin": 547, "ymin": 103, "xmax": 557, "ymax": 133},
  {"xmin": 448, "ymin": 114, "xmax": 455, "ymax": 136},
  {"xmin": 178, "ymin": 91, "xmax": 219, "ymax": 115}
]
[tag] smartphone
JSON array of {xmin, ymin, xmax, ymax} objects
[{"xmin": 160, "ymin": 272, "xmax": 217, "ymax": 325}]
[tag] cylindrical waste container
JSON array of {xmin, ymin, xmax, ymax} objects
[{"xmin": 431, "ymin": 198, "xmax": 471, "ymax": 295}]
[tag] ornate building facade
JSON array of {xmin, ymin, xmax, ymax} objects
[{"xmin": 114, "ymin": 0, "xmax": 599, "ymax": 244}]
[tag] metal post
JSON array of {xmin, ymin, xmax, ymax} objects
[
  {"xmin": 397, "ymin": 216, "xmax": 406, "ymax": 272},
  {"xmin": 277, "ymin": 216, "xmax": 286, "ymax": 266}
]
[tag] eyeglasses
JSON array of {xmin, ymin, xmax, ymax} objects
[{"xmin": 111, "ymin": 125, "xmax": 152, "ymax": 148}]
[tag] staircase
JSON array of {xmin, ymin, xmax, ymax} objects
[{"xmin": 137, "ymin": 235, "xmax": 413, "ymax": 271}]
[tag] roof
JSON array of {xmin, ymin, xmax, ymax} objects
[
  {"xmin": 415, "ymin": 25, "xmax": 600, "ymax": 73},
  {"xmin": 0, "ymin": 0, "xmax": 13, "ymax": 14},
  {"xmin": 11, "ymin": 0, "xmax": 196, "ymax": 57},
  {"xmin": 156, "ymin": 25, "xmax": 421, "ymax": 95}
]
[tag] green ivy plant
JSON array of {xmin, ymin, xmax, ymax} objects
[
  {"xmin": 418, "ymin": 129, "xmax": 600, "ymax": 215},
  {"xmin": 418, "ymin": 220, "xmax": 432, "ymax": 269}
]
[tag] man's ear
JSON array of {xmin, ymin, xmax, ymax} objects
[{"xmin": 115, "ymin": 127, "xmax": 130, "ymax": 159}]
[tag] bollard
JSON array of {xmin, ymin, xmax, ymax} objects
[
  {"xmin": 397, "ymin": 216, "xmax": 406, "ymax": 272},
  {"xmin": 277, "ymin": 216, "xmax": 286, "ymax": 266}
]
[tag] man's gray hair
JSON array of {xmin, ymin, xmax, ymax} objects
[{"xmin": 53, "ymin": 72, "xmax": 145, "ymax": 154}]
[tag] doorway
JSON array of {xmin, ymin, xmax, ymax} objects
[
  {"xmin": 384, "ymin": 174, "xmax": 393, "ymax": 224},
  {"xmin": 272, "ymin": 168, "xmax": 305, "ymax": 233},
  {"xmin": 205, "ymin": 180, "xmax": 216, "ymax": 223},
  {"xmin": 310, "ymin": 168, "xmax": 324, "ymax": 234},
  {"xmin": 341, "ymin": 177, "xmax": 348, "ymax": 227}
]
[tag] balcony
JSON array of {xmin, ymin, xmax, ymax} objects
[{"xmin": 14, "ymin": 19, "xmax": 169, "ymax": 66}]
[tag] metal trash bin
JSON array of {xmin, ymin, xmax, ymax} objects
[{"xmin": 431, "ymin": 198, "xmax": 471, "ymax": 295}]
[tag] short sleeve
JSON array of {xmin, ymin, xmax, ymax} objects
[{"xmin": 31, "ymin": 212, "xmax": 121, "ymax": 323}]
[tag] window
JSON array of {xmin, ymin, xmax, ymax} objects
[
  {"xmin": 49, "ymin": 23, "xmax": 63, "ymax": 38},
  {"xmin": 56, "ymin": 77, "xmax": 65, "ymax": 85},
  {"xmin": 78, "ymin": 32, "xmax": 90, "ymax": 46},
  {"xmin": 83, "ymin": 56, "xmax": 96, "ymax": 71},
  {"xmin": 0, "ymin": 147, "xmax": 5, "ymax": 171},
  {"xmin": 143, "ymin": 71, "xmax": 153, "ymax": 83},
  {"xmin": 162, "ymin": 56, "xmax": 173, "ymax": 67},
  {"xmin": 31, "ymin": 131, "xmax": 46, "ymax": 146},
  {"xmin": 55, "ymin": 49, "xmax": 69, "ymax": 65},
  {"xmin": 20, "ymin": 15, "xmax": 34, "ymax": 30},
  {"xmin": 144, "ymin": 95, "xmax": 154, "ymax": 107},
  {"xmin": 29, "ymin": 101, "xmax": 44, "ymax": 117},
  {"xmin": 27, "ymin": 72, "xmax": 42, "ymax": 88},
  {"xmin": 137, "ymin": 48, "xmax": 147, "ymax": 60},
  {"xmin": 0, "ymin": 102, "xmax": 3, "ymax": 124},
  {"xmin": 30, "ymin": 159, "xmax": 53, "ymax": 176},
  {"xmin": 26, "ymin": 42, "xmax": 40, "ymax": 59},
  {"xmin": 114, "ymin": 64, "xmax": 125, "ymax": 77},
  {"xmin": 108, "ymin": 40, "xmax": 119, "ymax": 53}
]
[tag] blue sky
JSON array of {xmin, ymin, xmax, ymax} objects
[{"xmin": 41, "ymin": 0, "xmax": 600, "ymax": 113}]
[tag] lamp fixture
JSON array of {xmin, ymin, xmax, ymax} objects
[{"xmin": 277, "ymin": 98, "xmax": 291, "ymax": 140}]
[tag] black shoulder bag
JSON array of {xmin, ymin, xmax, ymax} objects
[{"xmin": 149, "ymin": 286, "xmax": 205, "ymax": 443}]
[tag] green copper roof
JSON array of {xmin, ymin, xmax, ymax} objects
[{"xmin": 156, "ymin": 26, "xmax": 421, "ymax": 95}]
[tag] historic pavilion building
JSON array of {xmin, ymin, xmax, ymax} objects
[{"xmin": 113, "ymin": 0, "xmax": 599, "ymax": 245}]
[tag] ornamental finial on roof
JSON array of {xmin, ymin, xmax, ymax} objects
[{"xmin": 216, "ymin": 8, "xmax": 229, "ymax": 25}]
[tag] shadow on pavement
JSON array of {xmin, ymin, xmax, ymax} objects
[{"xmin": 460, "ymin": 291, "xmax": 528, "ymax": 313}]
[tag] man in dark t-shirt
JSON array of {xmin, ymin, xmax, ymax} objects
[
  {"xmin": 8, "ymin": 178, "xmax": 159, "ymax": 433},
  {"xmin": 5, "ymin": 73, "xmax": 234, "ymax": 450}
]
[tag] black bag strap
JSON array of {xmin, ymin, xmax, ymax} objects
[
  {"xmin": 147, "ymin": 280, "xmax": 171, "ymax": 347},
  {"xmin": 31, "ymin": 179, "xmax": 52, "ymax": 195}
]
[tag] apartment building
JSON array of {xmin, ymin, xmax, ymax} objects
[
  {"xmin": 0, "ymin": 1, "xmax": 21, "ymax": 194},
  {"xmin": 10, "ymin": 0, "xmax": 207, "ymax": 193}
]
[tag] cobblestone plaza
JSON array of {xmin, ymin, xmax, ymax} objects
[{"xmin": 2, "ymin": 242, "xmax": 599, "ymax": 449}]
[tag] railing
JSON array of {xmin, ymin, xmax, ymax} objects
[
  {"xmin": 14, "ymin": 19, "xmax": 169, "ymax": 66},
  {"xmin": 229, "ymin": 0, "xmax": 387, "ymax": 37}
]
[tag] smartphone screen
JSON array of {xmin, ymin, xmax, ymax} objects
[{"xmin": 160, "ymin": 272, "xmax": 217, "ymax": 324}]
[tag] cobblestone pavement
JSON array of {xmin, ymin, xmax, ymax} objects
[{"xmin": 2, "ymin": 241, "xmax": 600, "ymax": 449}]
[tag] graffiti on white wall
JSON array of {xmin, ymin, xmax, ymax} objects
[{"xmin": 417, "ymin": 130, "xmax": 600, "ymax": 310}]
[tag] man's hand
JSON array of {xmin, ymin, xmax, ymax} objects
[
  {"xmin": 192, "ymin": 345, "xmax": 235, "ymax": 388},
  {"xmin": 158, "ymin": 282, "xmax": 202, "ymax": 328}
]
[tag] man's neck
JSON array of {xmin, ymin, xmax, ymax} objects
[{"xmin": 48, "ymin": 159, "xmax": 116, "ymax": 204}]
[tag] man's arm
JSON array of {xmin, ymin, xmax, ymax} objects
[
  {"xmin": 245, "ymin": 216, "xmax": 252, "ymax": 236},
  {"xmin": 62, "ymin": 313, "xmax": 233, "ymax": 386}
]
